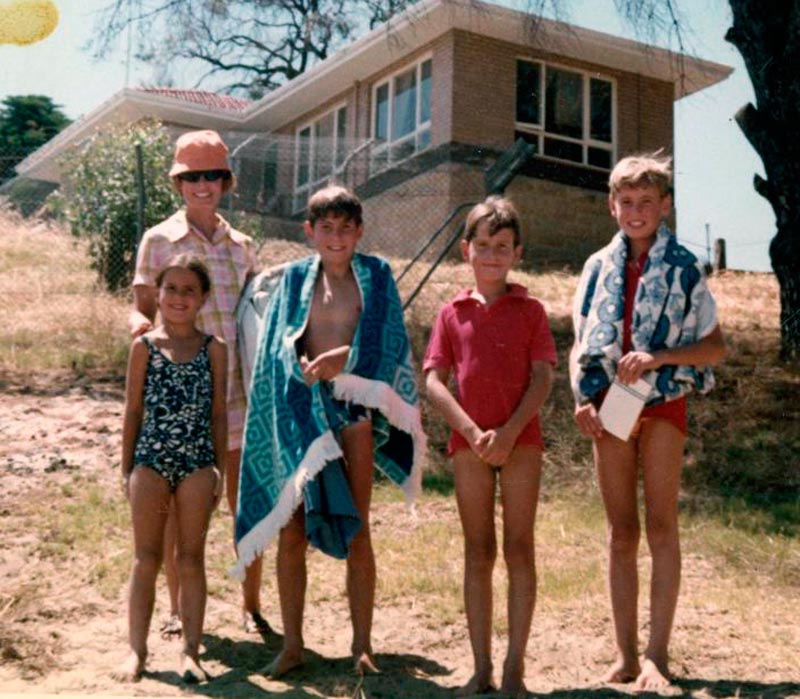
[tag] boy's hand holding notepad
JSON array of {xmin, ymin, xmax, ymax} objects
[{"xmin": 598, "ymin": 375, "xmax": 653, "ymax": 441}]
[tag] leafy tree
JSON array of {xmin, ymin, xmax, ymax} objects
[
  {"xmin": 54, "ymin": 120, "xmax": 181, "ymax": 292},
  {"xmin": 607, "ymin": 0, "xmax": 800, "ymax": 358},
  {"xmin": 89, "ymin": 0, "xmax": 417, "ymax": 99},
  {"xmin": 0, "ymin": 95, "xmax": 70, "ymax": 182}
]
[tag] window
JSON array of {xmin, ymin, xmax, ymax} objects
[
  {"xmin": 371, "ymin": 57, "xmax": 432, "ymax": 173},
  {"xmin": 294, "ymin": 105, "xmax": 348, "ymax": 212},
  {"xmin": 516, "ymin": 59, "xmax": 614, "ymax": 170}
]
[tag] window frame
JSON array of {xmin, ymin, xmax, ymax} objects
[
  {"xmin": 293, "ymin": 102, "xmax": 348, "ymax": 213},
  {"xmin": 370, "ymin": 54, "xmax": 433, "ymax": 174},
  {"xmin": 515, "ymin": 58, "xmax": 617, "ymax": 171}
]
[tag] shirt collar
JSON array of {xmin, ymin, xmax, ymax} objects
[
  {"xmin": 453, "ymin": 283, "xmax": 529, "ymax": 304},
  {"xmin": 163, "ymin": 209, "xmax": 248, "ymax": 246}
]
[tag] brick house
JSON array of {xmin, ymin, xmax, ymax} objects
[{"xmin": 16, "ymin": 0, "xmax": 731, "ymax": 266}]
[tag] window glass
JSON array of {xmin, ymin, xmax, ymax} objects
[
  {"xmin": 392, "ymin": 67, "xmax": 417, "ymax": 140},
  {"xmin": 297, "ymin": 126, "xmax": 311, "ymax": 186},
  {"xmin": 544, "ymin": 137, "xmax": 583, "ymax": 163},
  {"xmin": 588, "ymin": 146, "xmax": 612, "ymax": 169},
  {"xmin": 262, "ymin": 142, "xmax": 278, "ymax": 204},
  {"xmin": 375, "ymin": 84, "xmax": 389, "ymax": 141},
  {"xmin": 313, "ymin": 112, "xmax": 334, "ymax": 183},
  {"xmin": 516, "ymin": 60, "xmax": 541, "ymax": 125},
  {"xmin": 336, "ymin": 107, "xmax": 348, "ymax": 167},
  {"xmin": 371, "ymin": 57, "xmax": 433, "ymax": 171},
  {"xmin": 420, "ymin": 60, "xmax": 432, "ymax": 123},
  {"xmin": 418, "ymin": 127, "xmax": 431, "ymax": 150},
  {"xmin": 590, "ymin": 78, "xmax": 612, "ymax": 143},
  {"xmin": 545, "ymin": 67, "xmax": 583, "ymax": 139}
]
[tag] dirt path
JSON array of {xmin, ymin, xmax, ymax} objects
[{"xmin": 0, "ymin": 374, "xmax": 798, "ymax": 698}]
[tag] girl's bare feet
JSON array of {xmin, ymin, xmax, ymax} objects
[
  {"xmin": 456, "ymin": 670, "xmax": 497, "ymax": 697},
  {"xmin": 180, "ymin": 652, "xmax": 208, "ymax": 684},
  {"xmin": 265, "ymin": 647, "xmax": 304, "ymax": 678},
  {"xmin": 634, "ymin": 657, "xmax": 672, "ymax": 691},
  {"xmin": 353, "ymin": 649, "xmax": 380, "ymax": 675},
  {"xmin": 600, "ymin": 658, "xmax": 640, "ymax": 684},
  {"xmin": 111, "ymin": 650, "xmax": 145, "ymax": 682}
]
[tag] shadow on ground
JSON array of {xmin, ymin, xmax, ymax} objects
[{"xmin": 137, "ymin": 631, "xmax": 454, "ymax": 698}]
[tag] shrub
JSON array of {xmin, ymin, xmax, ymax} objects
[{"xmin": 54, "ymin": 119, "xmax": 180, "ymax": 291}]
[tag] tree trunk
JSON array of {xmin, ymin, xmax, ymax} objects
[{"xmin": 726, "ymin": 0, "xmax": 800, "ymax": 359}]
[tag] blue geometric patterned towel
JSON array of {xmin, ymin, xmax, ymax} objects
[
  {"xmin": 570, "ymin": 223, "xmax": 718, "ymax": 407},
  {"xmin": 231, "ymin": 253, "xmax": 426, "ymax": 579}
]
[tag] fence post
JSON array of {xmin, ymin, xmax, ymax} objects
[
  {"xmin": 135, "ymin": 143, "xmax": 146, "ymax": 245},
  {"xmin": 713, "ymin": 238, "xmax": 727, "ymax": 274}
]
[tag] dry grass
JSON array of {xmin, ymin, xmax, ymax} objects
[
  {"xmin": 0, "ymin": 210, "xmax": 130, "ymax": 373},
  {"xmin": 1, "ymin": 212, "xmax": 798, "ymax": 695}
]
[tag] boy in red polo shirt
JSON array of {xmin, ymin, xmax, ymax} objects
[
  {"xmin": 570, "ymin": 152, "xmax": 725, "ymax": 691},
  {"xmin": 424, "ymin": 196, "xmax": 556, "ymax": 697}
]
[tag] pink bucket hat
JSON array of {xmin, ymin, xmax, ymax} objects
[{"xmin": 169, "ymin": 130, "xmax": 231, "ymax": 176}]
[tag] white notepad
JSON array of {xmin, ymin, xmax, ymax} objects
[{"xmin": 598, "ymin": 376, "xmax": 653, "ymax": 441}]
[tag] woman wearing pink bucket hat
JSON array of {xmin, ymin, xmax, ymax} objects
[{"xmin": 126, "ymin": 130, "xmax": 270, "ymax": 664}]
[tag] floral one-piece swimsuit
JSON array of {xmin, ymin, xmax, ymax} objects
[{"xmin": 134, "ymin": 335, "xmax": 216, "ymax": 491}]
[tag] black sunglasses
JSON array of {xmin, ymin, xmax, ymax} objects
[{"xmin": 177, "ymin": 169, "xmax": 231, "ymax": 183}]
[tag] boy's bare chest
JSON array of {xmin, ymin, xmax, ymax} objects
[{"xmin": 304, "ymin": 274, "xmax": 362, "ymax": 352}]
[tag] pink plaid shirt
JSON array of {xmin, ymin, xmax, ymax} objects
[{"xmin": 133, "ymin": 210, "xmax": 257, "ymax": 450}]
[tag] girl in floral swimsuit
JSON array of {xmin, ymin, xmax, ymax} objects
[{"xmin": 115, "ymin": 255, "xmax": 228, "ymax": 684}]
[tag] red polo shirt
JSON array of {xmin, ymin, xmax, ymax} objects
[{"xmin": 424, "ymin": 284, "xmax": 557, "ymax": 455}]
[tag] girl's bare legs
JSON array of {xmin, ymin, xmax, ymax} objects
[
  {"xmin": 497, "ymin": 445, "xmax": 542, "ymax": 696},
  {"xmin": 453, "ymin": 449, "xmax": 498, "ymax": 696},
  {"xmin": 226, "ymin": 448, "xmax": 267, "ymax": 632},
  {"xmin": 268, "ymin": 507, "xmax": 308, "ymax": 678},
  {"xmin": 636, "ymin": 419, "xmax": 685, "ymax": 690},
  {"xmin": 161, "ymin": 505, "xmax": 181, "ymax": 639},
  {"xmin": 174, "ymin": 466, "xmax": 216, "ymax": 683},
  {"xmin": 113, "ymin": 467, "xmax": 171, "ymax": 682},
  {"xmin": 594, "ymin": 433, "xmax": 641, "ymax": 683}
]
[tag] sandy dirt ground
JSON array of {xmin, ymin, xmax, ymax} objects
[{"xmin": 1, "ymin": 372, "xmax": 799, "ymax": 699}]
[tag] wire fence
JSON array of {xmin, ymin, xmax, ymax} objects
[{"xmin": 1, "ymin": 127, "xmax": 509, "ymax": 325}]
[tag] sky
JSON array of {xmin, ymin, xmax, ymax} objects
[{"xmin": 0, "ymin": 0, "xmax": 775, "ymax": 271}]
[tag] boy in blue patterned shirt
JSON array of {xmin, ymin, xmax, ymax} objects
[{"xmin": 570, "ymin": 152, "xmax": 725, "ymax": 690}]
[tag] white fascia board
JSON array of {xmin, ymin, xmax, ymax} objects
[{"xmin": 17, "ymin": 89, "xmax": 248, "ymax": 183}]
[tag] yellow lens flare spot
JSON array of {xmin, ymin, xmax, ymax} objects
[{"xmin": 0, "ymin": 0, "xmax": 59, "ymax": 46}]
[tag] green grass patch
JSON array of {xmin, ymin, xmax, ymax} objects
[{"xmin": 37, "ymin": 483, "xmax": 130, "ymax": 599}]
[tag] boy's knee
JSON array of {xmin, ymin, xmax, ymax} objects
[
  {"xmin": 644, "ymin": 516, "xmax": 679, "ymax": 550},
  {"xmin": 279, "ymin": 525, "xmax": 308, "ymax": 555},
  {"xmin": 503, "ymin": 536, "xmax": 533, "ymax": 567},
  {"xmin": 175, "ymin": 550, "xmax": 205, "ymax": 575},
  {"xmin": 607, "ymin": 522, "xmax": 640, "ymax": 553},
  {"xmin": 465, "ymin": 539, "xmax": 497, "ymax": 567},
  {"xmin": 133, "ymin": 550, "xmax": 162, "ymax": 577}
]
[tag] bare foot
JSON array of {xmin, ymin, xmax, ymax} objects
[
  {"xmin": 634, "ymin": 658, "xmax": 672, "ymax": 692},
  {"xmin": 353, "ymin": 650, "xmax": 380, "ymax": 675},
  {"xmin": 600, "ymin": 658, "xmax": 640, "ymax": 684},
  {"xmin": 501, "ymin": 658, "xmax": 527, "ymax": 697},
  {"xmin": 180, "ymin": 652, "xmax": 209, "ymax": 684},
  {"xmin": 243, "ymin": 611, "xmax": 272, "ymax": 635},
  {"xmin": 111, "ymin": 650, "xmax": 145, "ymax": 682},
  {"xmin": 265, "ymin": 647, "xmax": 304, "ymax": 678},
  {"xmin": 159, "ymin": 614, "xmax": 182, "ymax": 641},
  {"xmin": 456, "ymin": 671, "xmax": 497, "ymax": 697}
]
